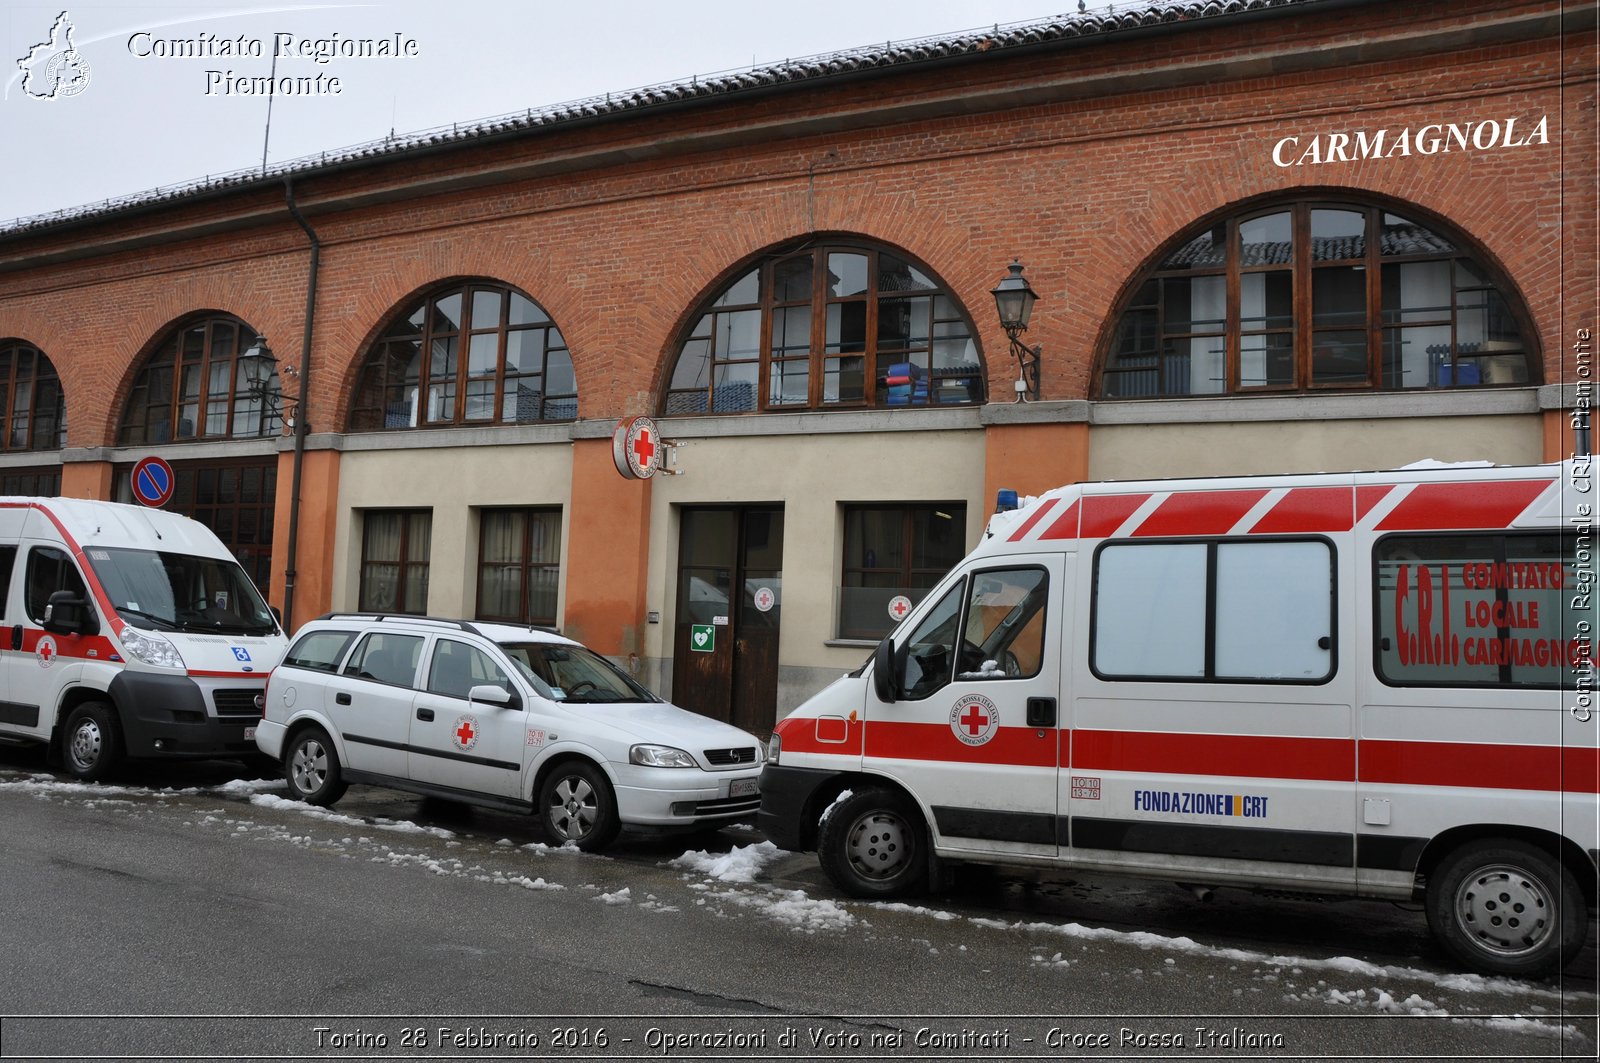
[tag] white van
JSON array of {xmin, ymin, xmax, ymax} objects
[
  {"xmin": 759, "ymin": 461, "xmax": 1599, "ymax": 976},
  {"xmin": 0, "ymin": 497, "xmax": 286, "ymax": 780}
]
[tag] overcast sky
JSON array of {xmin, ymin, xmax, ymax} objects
[{"xmin": 0, "ymin": 0, "xmax": 1108, "ymax": 225}]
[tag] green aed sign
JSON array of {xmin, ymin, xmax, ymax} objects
[{"xmin": 690, "ymin": 624, "xmax": 715, "ymax": 653}]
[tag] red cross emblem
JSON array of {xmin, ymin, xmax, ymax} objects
[
  {"xmin": 949, "ymin": 694, "xmax": 998, "ymax": 747},
  {"xmin": 453, "ymin": 715, "xmax": 479, "ymax": 750},
  {"xmin": 632, "ymin": 428, "xmax": 656, "ymax": 470},
  {"xmin": 889, "ymin": 597, "xmax": 911, "ymax": 619},
  {"xmin": 960, "ymin": 704, "xmax": 989, "ymax": 735},
  {"xmin": 38, "ymin": 639, "xmax": 56, "ymax": 665}
]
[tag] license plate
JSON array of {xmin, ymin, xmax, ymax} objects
[
  {"xmin": 243, "ymin": 726, "xmax": 256, "ymax": 741},
  {"xmin": 730, "ymin": 779, "xmax": 758, "ymax": 798}
]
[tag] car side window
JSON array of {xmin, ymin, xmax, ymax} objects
[
  {"xmin": 285, "ymin": 630, "xmax": 357, "ymax": 673},
  {"xmin": 342, "ymin": 632, "xmax": 424, "ymax": 687},
  {"xmin": 426, "ymin": 639, "xmax": 512, "ymax": 700},
  {"xmin": 25, "ymin": 547, "xmax": 89, "ymax": 623}
]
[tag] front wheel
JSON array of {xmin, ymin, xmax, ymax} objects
[
  {"xmin": 539, "ymin": 761, "xmax": 620, "ymax": 851},
  {"xmin": 284, "ymin": 729, "xmax": 347, "ymax": 807},
  {"xmin": 1425, "ymin": 840, "xmax": 1587, "ymax": 976},
  {"xmin": 817, "ymin": 787, "xmax": 928, "ymax": 898},
  {"xmin": 63, "ymin": 701, "xmax": 121, "ymax": 781}
]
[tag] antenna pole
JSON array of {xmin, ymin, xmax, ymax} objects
[{"xmin": 261, "ymin": 48, "xmax": 279, "ymax": 174}]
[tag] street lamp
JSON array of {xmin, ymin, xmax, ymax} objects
[
  {"xmin": 238, "ymin": 336, "xmax": 300, "ymax": 430},
  {"xmin": 991, "ymin": 259, "xmax": 1041, "ymax": 402}
]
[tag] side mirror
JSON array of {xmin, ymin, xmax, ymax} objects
[
  {"xmin": 469, "ymin": 683, "xmax": 518, "ymax": 710},
  {"xmin": 871, "ymin": 637, "xmax": 899, "ymax": 703},
  {"xmin": 43, "ymin": 590, "xmax": 99, "ymax": 636}
]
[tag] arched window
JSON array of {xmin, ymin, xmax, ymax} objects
[
  {"xmin": 663, "ymin": 241, "xmax": 984, "ymax": 415},
  {"xmin": 1100, "ymin": 199, "xmax": 1538, "ymax": 398},
  {"xmin": 0, "ymin": 341, "xmax": 65, "ymax": 452},
  {"xmin": 350, "ymin": 281, "xmax": 576, "ymax": 431},
  {"xmin": 118, "ymin": 315, "xmax": 279, "ymax": 445}
]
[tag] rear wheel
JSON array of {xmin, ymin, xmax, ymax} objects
[
  {"xmin": 63, "ymin": 701, "xmax": 120, "ymax": 781},
  {"xmin": 284, "ymin": 729, "xmax": 346, "ymax": 807},
  {"xmin": 1425, "ymin": 840, "xmax": 1586, "ymax": 976},
  {"xmin": 818, "ymin": 787, "xmax": 928, "ymax": 898}
]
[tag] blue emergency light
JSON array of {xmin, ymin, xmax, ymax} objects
[{"xmin": 995, "ymin": 489, "xmax": 1019, "ymax": 513}]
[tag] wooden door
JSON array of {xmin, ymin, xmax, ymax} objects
[{"xmin": 672, "ymin": 507, "xmax": 783, "ymax": 734}]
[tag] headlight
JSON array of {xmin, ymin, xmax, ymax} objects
[
  {"xmin": 629, "ymin": 744, "xmax": 697, "ymax": 768},
  {"xmin": 766, "ymin": 732, "xmax": 781, "ymax": 765},
  {"xmin": 117, "ymin": 624, "xmax": 186, "ymax": 670}
]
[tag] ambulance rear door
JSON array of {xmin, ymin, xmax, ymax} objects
[{"xmin": 866, "ymin": 553, "xmax": 1066, "ymax": 861}]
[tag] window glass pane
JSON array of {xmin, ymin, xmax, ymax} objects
[
  {"xmin": 823, "ymin": 356, "xmax": 865, "ymax": 404},
  {"xmin": 1164, "ymin": 275, "xmax": 1226, "ymax": 333},
  {"xmin": 504, "ymin": 330, "xmax": 541, "ymax": 374},
  {"xmin": 1095, "ymin": 544, "xmax": 1206, "ymax": 677},
  {"xmin": 428, "ymin": 640, "xmax": 510, "ymax": 699},
  {"xmin": 825, "ymin": 302, "xmax": 867, "ymax": 354},
  {"xmin": 344, "ymin": 633, "xmax": 423, "ymax": 686},
  {"xmin": 878, "ymin": 252, "xmax": 935, "ymax": 291},
  {"xmin": 1310, "ymin": 209, "xmax": 1365, "ymax": 260},
  {"xmin": 714, "ymin": 269, "xmax": 760, "ymax": 307},
  {"xmin": 285, "ymin": 630, "xmax": 356, "ymax": 673},
  {"xmin": 430, "ymin": 293, "xmax": 463, "ymax": 333},
  {"xmin": 714, "ymin": 310, "xmax": 761, "ymax": 360},
  {"xmin": 1382, "ymin": 261, "xmax": 1452, "ymax": 324},
  {"xmin": 1313, "ymin": 266, "xmax": 1368, "ymax": 328},
  {"xmin": 1239, "ymin": 334, "xmax": 1294, "ymax": 388},
  {"xmin": 544, "ymin": 347, "xmax": 575, "ymax": 397},
  {"xmin": 1382, "ymin": 325, "xmax": 1451, "ymax": 389},
  {"xmin": 363, "ymin": 512, "xmax": 403, "ymax": 562},
  {"xmin": 711, "ymin": 362, "xmax": 758, "ymax": 412},
  {"xmin": 1381, "ymin": 212, "xmax": 1454, "ymax": 255},
  {"xmin": 671, "ymin": 338, "xmax": 711, "ymax": 390},
  {"xmin": 769, "ymin": 358, "xmax": 809, "ymax": 406},
  {"xmin": 1215, "ymin": 542, "xmax": 1333, "ymax": 680},
  {"xmin": 901, "ymin": 579, "xmax": 965, "ymax": 700},
  {"xmin": 1311, "ymin": 330, "xmax": 1368, "ymax": 385},
  {"xmin": 772, "ymin": 305, "xmax": 810, "ymax": 356},
  {"xmin": 467, "ymin": 332, "xmax": 499, "ymax": 377},
  {"xmin": 508, "ymin": 293, "xmax": 548, "ymax": 325},
  {"xmin": 1238, "ymin": 212, "xmax": 1291, "ymax": 265},
  {"xmin": 774, "ymin": 257, "xmax": 812, "ymax": 302},
  {"xmin": 1161, "ymin": 224, "xmax": 1226, "ymax": 270},
  {"xmin": 1376, "ymin": 533, "xmax": 1581, "ymax": 688},
  {"xmin": 1240, "ymin": 271, "xmax": 1293, "ymax": 330},
  {"xmin": 470, "ymin": 289, "xmax": 504, "ymax": 330},
  {"xmin": 827, "ymin": 253, "xmax": 869, "ymax": 297},
  {"xmin": 1177, "ymin": 336, "xmax": 1226, "ymax": 394},
  {"xmin": 959, "ymin": 568, "xmax": 1047, "ymax": 680},
  {"xmin": 406, "ymin": 514, "xmax": 432, "ymax": 563}
]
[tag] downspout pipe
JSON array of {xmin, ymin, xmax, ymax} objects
[{"xmin": 282, "ymin": 178, "xmax": 320, "ymax": 632}]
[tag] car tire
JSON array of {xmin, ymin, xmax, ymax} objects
[
  {"xmin": 818, "ymin": 787, "xmax": 928, "ymax": 899},
  {"xmin": 63, "ymin": 701, "xmax": 121, "ymax": 781},
  {"xmin": 539, "ymin": 761, "xmax": 620, "ymax": 851},
  {"xmin": 284, "ymin": 728, "xmax": 347, "ymax": 807},
  {"xmin": 1425, "ymin": 839, "xmax": 1587, "ymax": 976}
]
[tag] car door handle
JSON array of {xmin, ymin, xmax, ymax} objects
[
  {"xmin": 416, "ymin": 708, "xmax": 435, "ymax": 722},
  {"xmin": 1026, "ymin": 697, "xmax": 1056, "ymax": 728},
  {"xmin": 335, "ymin": 692, "xmax": 351, "ymax": 705}
]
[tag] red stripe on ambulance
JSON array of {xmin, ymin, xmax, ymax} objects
[
  {"xmin": 1360, "ymin": 739, "xmax": 1599, "ymax": 794},
  {"xmin": 1133, "ymin": 489, "xmax": 1271, "ymax": 538},
  {"xmin": 864, "ymin": 721, "xmax": 1057, "ymax": 767},
  {"xmin": 1007, "ymin": 498, "xmax": 1061, "ymax": 542},
  {"xmin": 1038, "ymin": 500, "xmax": 1081, "ymax": 541},
  {"xmin": 1376, "ymin": 479, "xmax": 1554, "ymax": 531},
  {"xmin": 1080, "ymin": 494, "xmax": 1151, "ymax": 539},
  {"xmin": 1248, "ymin": 487, "xmax": 1357, "ymax": 534},
  {"xmin": 1071, "ymin": 729, "xmax": 1353, "ymax": 782}
]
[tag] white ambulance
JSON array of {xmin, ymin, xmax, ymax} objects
[
  {"xmin": 759, "ymin": 461, "xmax": 1599, "ymax": 976},
  {"xmin": 0, "ymin": 497, "xmax": 286, "ymax": 780}
]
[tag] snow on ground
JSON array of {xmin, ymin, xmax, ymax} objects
[{"xmin": 5, "ymin": 766, "xmax": 1593, "ymax": 1039}]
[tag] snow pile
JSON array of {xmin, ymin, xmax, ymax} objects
[
  {"xmin": 701, "ymin": 886, "xmax": 854, "ymax": 933},
  {"xmin": 869, "ymin": 901, "xmax": 959, "ymax": 921},
  {"xmin": 596, "ymin": 887, "xmax": 632, "ymax": 905},
  {"xmin": 668, "ymin": 840, "xmax": 786, "ymax": 883},
  {"xmin": 212, "ymin": 777, "xmax": 286, "ymax": 795},
  {"xmin": 248, "ymin": 793, "xmax": 456, "ymax": 839}
]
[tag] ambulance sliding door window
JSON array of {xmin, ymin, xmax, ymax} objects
[
  {"xmin": 1093, "ymin": 539, "xmax": 1334, "ymax": 682},
  {"xmin": 24, "ymin": 547, "xmax": 88, "ymax": 624},
  {"xmin": 1375, "ymin": 532, "xmax": 1579, "ymax": 688}
]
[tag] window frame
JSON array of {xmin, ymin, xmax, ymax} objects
[
  {"xmin": 1099, "ymin": 197, "xmax": 1539, "ymax": 399},
  {"xmin": 893, "ymin": 564, "xmax": 1050, "ymax": 701},
  {"xmin": 0, "ymin": 341, "xmax": 66, "ymax": 453},
  {"xmin": 1372, "ymin": 529, "xmax": 1583, "ymax": 691},
  {"xmin": 838, "ymin": 501, "xmax": 967, "ymax": 640},
  {"xmin": 474, "ymin": 506, "xmax": 563, "ymax": 627},
  {"xmin": 349, "ymin": 281, "xmax": 577, "ymax": 431},
  {"xmin": 664, "ymin": 241, "xmax": 985, "ymax": 416},
  {"xmin": 117, "ymin": 315, "xmax": 280, "ymax": 445},
  {"xmin": 358, "ymin": 509, "xmax": 432, "ymax": 616},
  {"xmin": 1089, "ymin": 536, "xmax": 1339, "ymax": 685}
]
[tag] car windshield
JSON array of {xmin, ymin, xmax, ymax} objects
[
  {"xmin": 499, "ymin": 642, "xmax": 659, "ymax": 704},
  {"xmin": 86, "ymin": 547, "xmax": 277, "ymax": 635}
]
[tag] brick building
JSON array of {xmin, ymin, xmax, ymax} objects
[{"xmin": 0, "ymin": 0, "xmax": 1593, "ymax": 732}]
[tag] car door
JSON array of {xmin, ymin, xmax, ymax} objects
[
  {"xmin": 407, "ymin": 636, "xmax": 527, "ymax": 801},
  {"xmin": 326, "ymin": 631, "xmax": 424, "ymax": 781},
  {"xmin": 866, "ymin": 556, "xmax": 1064, "ymax": 860}
]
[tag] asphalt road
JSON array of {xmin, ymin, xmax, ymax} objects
[{"xmin": 0, "ymin": 747, "xmax": 1594, "ymax": 1062}]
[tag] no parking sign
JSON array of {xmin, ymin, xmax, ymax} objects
[{"xmin": 131, "ymin": 456, "xmax": 175, "ymax": 508}]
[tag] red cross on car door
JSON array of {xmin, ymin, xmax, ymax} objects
[{"xmin": 407, "ymin": 637, "xmax": 528, "ymax": 801}]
